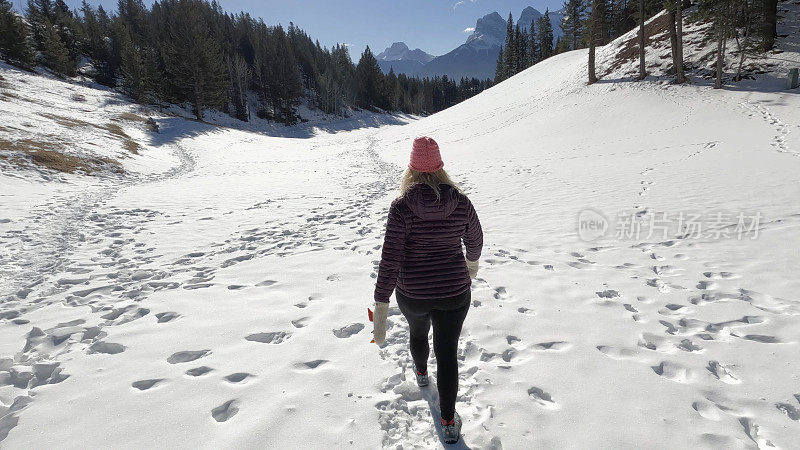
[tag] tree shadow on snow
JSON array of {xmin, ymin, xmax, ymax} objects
[
  {"xmin": 146, "ymin": 116, "xmax": 223, "ymax": 147},
  {"xmin": 421, "ymin": 380, "xmax": 472, "ymax": 449},
  {"xmin": 594, "ymin": 73, "xmax": 799, "ymax": 96}
]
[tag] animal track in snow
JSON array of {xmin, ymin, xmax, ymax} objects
[
  {"xmin": 211, "ymin": 399, "xmax": 239, "ymax": 422},
  {"xmin": 167, "ymin": 350, "xmax": 210, "ymax": 364},
  {"xmin": 245, "ymin": 331, "xmax": 291, "ymax": 344}
]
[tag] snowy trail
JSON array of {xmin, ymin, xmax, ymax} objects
[{"xmin": 3, "ymin": 43, "xmax": 800, "ymax": 449}]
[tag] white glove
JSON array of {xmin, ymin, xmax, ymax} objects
[
  {"xmin": 372, "ymin": 301, "xmax": 388, "ymax": 346},
  {"xmin": 466, "ymin": 258, "xmax": 479, "ymax": 279}
]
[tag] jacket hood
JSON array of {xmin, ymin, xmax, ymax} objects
[{"xmin": 403, "ymin": 183, "xmax": 460, "ymax": 220}]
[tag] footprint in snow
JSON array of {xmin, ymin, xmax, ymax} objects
[
  {"xmin": 706, "ymin": 361, "xmax": 741, "ymax": 384},
  {"xmin": 223, "ymin": 373, "xmax": 253, "ymax": 384},
  {"xmin": 211, "ymin": 399, "xmax": 240, "ymax": 422},
  {"xmin": 596, "ymin": 345, "xmax": 638, "ymax": 360},
  {"xmin": 155, "ymin": 312, "xmax": 180, "ymax": 323},
  {"xmin": 652, "ymin": 361, "xmax": 696, "ymax": 383},
  {"xmin": 88, "ymin": 341, "xmax": 125, "ymax": 355},
  {"xmin": 291, "ymin": 317, "xmax": 309, "ymax": 328},
  {"xmin": 132, "ymin": 379, "xmax": 165, "ymax": 390},
  {"xmin": 528, "ymin": 387, "xmax": 557, "ymax": 409},
  {"xmin": 295, "ymin": 359, "xmax": 328, "ymax": 370},
  {"xmin": 167, "ymin": 350, "xmax": 210, "ymax": 364},
  {"xmin": 493, "ymin": 287, "xmax": 508, "ymax": 299},
  {"xmin": 332, "ymin": 323, "xmax": 364, "ymax": 338},
  {"xmin": 531, "ymin": 341, "xmax": 571, "ymax": 352},
  {"xmin": 775, "ymin": 401, "xmax": 800, "ymax": 421},
  {"xmin": 245, "ymin": 331, "xmax": 291, "ymax": 344},
  {"xmin": 595, "ymin": 289, "xmax": 620, "ymax": 299},
  {"xmin": 186, "ymin": 366, "xmax": 213, "ymax": 377}
]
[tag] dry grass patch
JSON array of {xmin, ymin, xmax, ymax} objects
[
  {"xmin": 0, "ymin": 137, "xmax": 121, "ymax": 174},
  {"xmin": 123, "ymin": 139, "xmax": 141, "ymax": 154},
  {"xmin": 117, "ymin": 112, "xmax": 148, "ymax": 122}
]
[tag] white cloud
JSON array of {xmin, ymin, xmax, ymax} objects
[
  {"xmin": 463, "ymin": 27, "xmax": 475, "ymax": 33},
  {"xmin": 453, "ymin": 0, "xmax": 477, "ymax": 10}
]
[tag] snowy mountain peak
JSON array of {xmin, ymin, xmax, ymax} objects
[
  {"xmin": 518, "ymin": 6, "xmax": 543, "ymax": 31},
  {"xmin": 376, "ymin": 42, "xmax": 434, "ymax": 63},
  {"xmin": 465, "ymin": 12, "xmax": 506, "ymax": 50}
]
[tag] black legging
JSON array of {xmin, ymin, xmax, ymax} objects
[{"xmin": 396, "ymin": 290, "xmax": 470, "ymax": 422}]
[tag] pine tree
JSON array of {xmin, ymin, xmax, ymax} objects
[
  {"xmin": 0, "ymin": 0, "xmax": 35, "ymax": 68},
  {"xmin": 503, "ymin": 13, "xmax": 515, "ymax": 77},
  {"xmin": 562, "ymin": 0, "xmax": 587, "ymax": 50},
  {"xmin": 537, "ymin": 10, "xmax": 555, "ymax": 60},
  {"xmin": 81, "ymin": 0, "xmax": 115, "ymax": 85},
  {"xmin": 162, "ymin": 0, "xmax": 229, "ymax": 120},
  {"xmin": 114, "ymin": 21, "xmax": 150, "ymax": 102},
  {"xmin": 494, "ymin": 46, "xmax": 505, "ymax": 82},
  {"xmin": 39, "ymin": 17, "xmax": 73, "ymax": 75},
  {"xmin": 528, "ymin": 20, "xmax": 539, "ymax": 64},
  {"xmin": 514, "ymin": 25, "xmax": 525, "ymax": 73},
  {"xmin": 355, "ymin": 45, "xmax": 383, "ymax": 109}
]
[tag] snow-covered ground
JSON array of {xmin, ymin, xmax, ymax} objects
[{"xmin": 2, "ymin": 5, "xmax": 800, "ymax": 448}]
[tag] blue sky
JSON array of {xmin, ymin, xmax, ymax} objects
[{"xmin": 59, "ymin": 0, "xmax": 563, "ymax": 60}]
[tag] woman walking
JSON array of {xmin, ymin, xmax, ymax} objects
[{"xmin": 371, "ymin": 136, "xmax": 483, "ymax": 444}]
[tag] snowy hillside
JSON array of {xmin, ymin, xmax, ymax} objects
[{"xmin": 1, "ymin": 4, "xmax": 800, "ymax": 449}]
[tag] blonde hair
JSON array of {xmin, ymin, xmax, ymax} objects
[{"xmin": 399, "ymin": 168, "xmax": 461, "ymax": 200}]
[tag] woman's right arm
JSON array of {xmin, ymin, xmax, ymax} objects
[{"xmin": 374, "ymin": 204, "xmax": 406, "ymax": 303}]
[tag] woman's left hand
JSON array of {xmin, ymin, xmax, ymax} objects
[{"xmin": 370, "ymin": 302, "xmax": 388, "ymax": 346}]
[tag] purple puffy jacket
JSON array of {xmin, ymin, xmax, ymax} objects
[{"xmin": 374, "ymin": 183, "xmax": 483, "ymax": 303}]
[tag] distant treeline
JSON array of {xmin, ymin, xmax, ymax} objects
[{"xmin": 0, "ymin": 0, "xmax": 493, "ymax": 123}]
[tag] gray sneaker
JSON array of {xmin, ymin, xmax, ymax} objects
[
  {"xmin": 415, "ymin": 368, "xmax": 429, "ymax": 387},
  {"xmin": 441, "ymin": 412, "xmax": 462, "ymax": 444}
]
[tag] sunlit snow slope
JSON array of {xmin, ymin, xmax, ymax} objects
[{"xmin": 2, "ymin": 9, "xmax": 800, "ymax": 449}]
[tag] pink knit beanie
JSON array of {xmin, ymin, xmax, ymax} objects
[{"xmin": 409, "ymin": 136, "xmax": 443, "ymax": 173}]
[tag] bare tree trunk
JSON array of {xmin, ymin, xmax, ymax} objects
[
  {"xmin": 676, "ymin": 0, "xmax": 686, "ymax": 83},
  {"xmin": 638, "ymin": 0, "xmax": 646, "ymax": 79},
  {"xmin": 762, "ymin": 0, "xmax": 778, "ymax": 51},
  {"xmin": 715, "ymin": 31, "xmax": 725, "ymax": 89},
  {"xmin": 668, "ymin": 9, "xmax": 678, "ymax": 76},
  {"xmin": 588, "ymin": 0, "xmax": 598, "ymax": 84},
  {"xmin": 735, "ymin": 10, "xmax": 751, "ymax": 82},
  {"xmin": 589, "ymin": 39, "xmax": 597, "ymax": 84}
]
